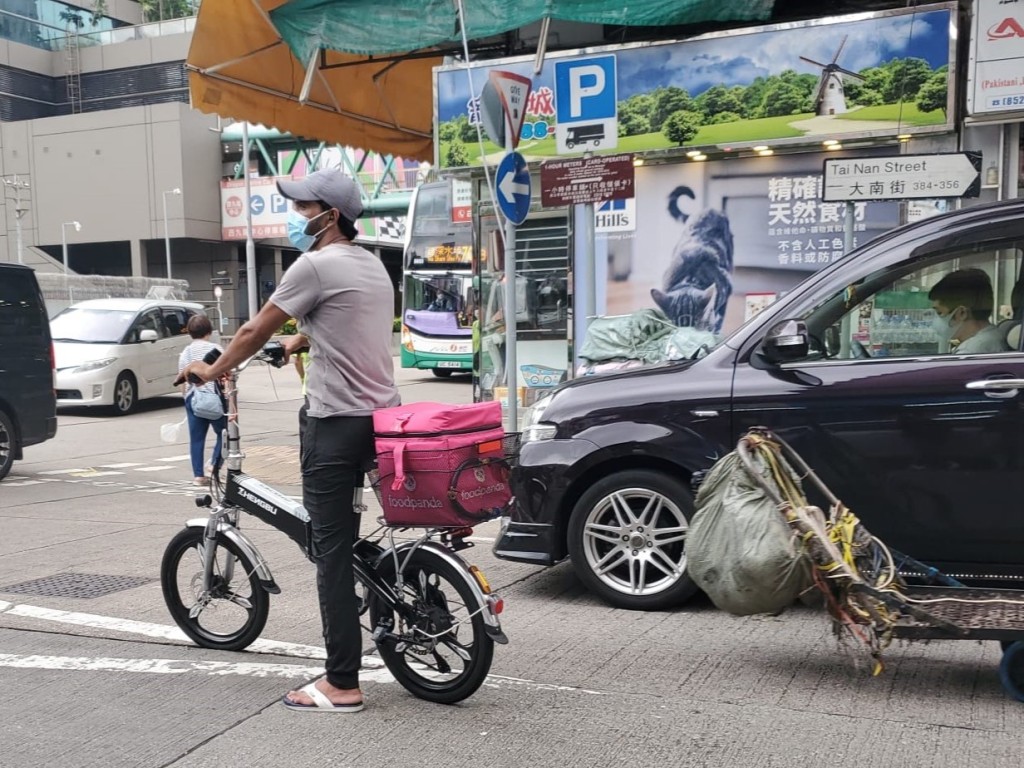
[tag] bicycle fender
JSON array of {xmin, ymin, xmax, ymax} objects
[
  {"xmin": 385, "ymin": 540, "xmax": 506, "ymax": 639},
  {"xmin": 185, "ymin": 518, "xmax": 281, "ymax": 595}
]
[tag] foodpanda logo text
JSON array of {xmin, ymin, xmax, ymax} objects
[
  {"xmin": 388, "ymin": 497, "xmax": 444, "ymax": 509},
  {"xmin": 459, "ymin": 481, "xmax": 507, "ymax": 500}
]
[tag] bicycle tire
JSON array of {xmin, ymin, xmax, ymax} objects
[
  {"xmin": 369, "ymin": 548, "xmax": 494, "ymax": 704},
  {"xmin": 161, "ymin": 527, "xmax": 270, "ymax": 651}
]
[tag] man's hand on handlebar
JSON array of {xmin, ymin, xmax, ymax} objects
[
  {"xmin": 280, "ymin": 333, "xmax": 309, "ymax": 364},
  {"xmin": 175, "ymin": 361, "xmax": 214, "ymax": 387}
]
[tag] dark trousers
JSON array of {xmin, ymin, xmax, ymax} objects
[{"xmin": 299, "ymin": 413, "xmax": 374, "ymax": 689}]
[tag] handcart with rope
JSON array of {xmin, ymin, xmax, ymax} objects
[{"xmin": 734, "ymin": 427, "xmax": 1024, "ymax": 701}]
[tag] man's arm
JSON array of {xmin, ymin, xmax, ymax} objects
[{"xmin": 182, "ymin": 302, "xmax": 290, "ymax": 383}]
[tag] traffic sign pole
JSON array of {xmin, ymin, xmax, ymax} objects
[
  {"xmin": 581, "ymin": 152, "xmax": 596, "ymax": 331},
  {"xmin": 502, "ymin": 129, "xmax": 519, "ymax": 430}
]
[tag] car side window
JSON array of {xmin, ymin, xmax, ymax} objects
[
  {"xmin": 129, "ymin": 310, "xmax": 164, "ymax": 342},
  {"xmin": 800, "ymin": 240, "xmax": 1023, "ymax": 361},
  {"xmin": 0, "ymin": 272, "xmax": 44, "ymax": 338},
  {"xmin": 162, "ymin": 308, "xmax": 187, "ymax": 337}
]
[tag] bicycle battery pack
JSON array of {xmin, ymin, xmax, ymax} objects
[{"xmin": 226, "ymin": 473, "xmax": 310, "ymax": 547}]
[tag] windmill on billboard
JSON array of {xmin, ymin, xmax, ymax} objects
[{"xmin": 800, "ymin": 35, "xmax": 865, "ymax": 116}]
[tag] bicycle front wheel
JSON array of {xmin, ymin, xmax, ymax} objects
[
  {"xmin": 369, "ymin": 548, "xmax": 494, "ymax": 704},
  {"xmin": 161, "ymin": 527, "xmax": 270, "ymax": 651}
]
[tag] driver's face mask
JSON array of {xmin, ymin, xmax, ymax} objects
[{"xmin": 931, "ymin": 305, "xmax": 966, "ymax": 345}]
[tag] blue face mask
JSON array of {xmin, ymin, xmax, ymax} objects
[{"xmin": 287, "ymin": 209, "xmax": 329, "ymax": 252}]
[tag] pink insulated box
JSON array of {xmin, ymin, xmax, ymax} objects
[{"xmin": 372, "ymin": 401, "xmax": 512, "ymax": 527}]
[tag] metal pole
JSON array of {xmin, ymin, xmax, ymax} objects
[
  {"xmin": 14, "ymin": 199, "xmax": 25, "ymax": 265},
  {"xmin": 3, "ymin": 176, "xmax": 29, "ymax": 264},
  {"xmin": 163, "ymin": 191, "xmax": 172, "ymax": 278},
  {"xmin": 61, "ymin": 226, "xmax": 69, "ymax": 293},
  {"xmin": 503, "ymin": 132, "xmax": 519, "ymax": 430},
  {"xmin": 242, "ymin": 122, "xmax": 258, "ymax": 321},
  {"xmin": 843, "ymin": 201, "xmax": 855, "ymax": 254},
  {"xmin": 581, "ymin": 152, "xmax": 596, "ymax": 331}
]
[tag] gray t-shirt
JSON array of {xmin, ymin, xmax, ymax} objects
[
  {"xmin": 955, "ymin": 324, "xmax": 1009, "ymax": 354},
  {"xmin": 270, "ymin": 242, "xmax": 399, "ymax": 418}
]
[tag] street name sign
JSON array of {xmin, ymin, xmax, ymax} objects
[
  {"xmin": 541, "ymin": 153, "xmax": 634, "ymax": 207},
  {"xmin": 822, "ymin": 152, "xmax": 981, "ymax": 202},
  {"xmin": 497, "ymin": 151, "xmax": 531, "ymax": 225}
]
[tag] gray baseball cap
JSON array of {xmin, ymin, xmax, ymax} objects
[{"xmin": 277, "ymin": 169, "xmax": 364, "ymax": 222}]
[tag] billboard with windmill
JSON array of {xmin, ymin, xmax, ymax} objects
[
  {"xmin": 435, "ymin": 3, "xmax": 955, "ymax": 168},
  {"xmin": 801, "ymin": 35, "xmax": 865, "ymax": 116}
]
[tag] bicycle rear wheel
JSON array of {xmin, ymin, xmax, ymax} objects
[
  {"xmin": 369, "ymin": 548, "xmax": 494, "ymax": 704},
  {"xmin": 161, "ymin": 527, "xmax": 269, "ymax": 651}
]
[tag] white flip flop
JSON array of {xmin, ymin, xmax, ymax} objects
[{"xmin": 282, "ymin": 682, "xmax": 364, "ymax": 713}]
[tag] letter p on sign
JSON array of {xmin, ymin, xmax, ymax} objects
[{"xmin": 569, "ymin": 65, "xmax": 605, "ymax": 117}]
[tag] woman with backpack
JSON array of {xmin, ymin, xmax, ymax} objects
[{"xmin": 178, "ymin": 314, "xmax": 227, "ymax": 486}]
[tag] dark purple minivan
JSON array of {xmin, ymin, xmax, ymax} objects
[{"xmin": 496, "ymin": 198, "xmax": 1024, "ymax": 610}]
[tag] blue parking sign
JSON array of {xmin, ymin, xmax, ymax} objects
[{"xmin": 554, "ymin": 55, "xmax": 617, "ymax": 155}]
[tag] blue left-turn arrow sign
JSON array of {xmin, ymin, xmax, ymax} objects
[{"xmin": 496, "ymin": 151, "xmax": 531, "ymax": 225}]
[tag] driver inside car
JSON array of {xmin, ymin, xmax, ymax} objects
[{"xmin": 927, "ymin": 268, "xmax": 1010, "ymax": 354}]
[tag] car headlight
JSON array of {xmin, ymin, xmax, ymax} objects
[
  {"xmin": 521, "ymin": 393, "xmax": 557, "ymax": 443},
  {"xmin": 74, "ymin": 357, "xmax": 117, "ymax": 373}
]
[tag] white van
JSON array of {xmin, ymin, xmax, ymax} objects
[{"xmin": 51, "ymin": 298, "xmax": 205, "ymax": 415}]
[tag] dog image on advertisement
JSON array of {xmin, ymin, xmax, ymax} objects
[{"xmin": 650, "ymin": 185, "xmax": 735, "ymax": 334}]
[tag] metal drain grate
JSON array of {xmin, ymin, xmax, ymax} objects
[{"xmin": 0, "ymin": 573, "xmax": 156, "ymax": 599}]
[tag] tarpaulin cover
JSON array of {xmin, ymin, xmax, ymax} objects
[
  {"xmin": 271, "ymin": 0, "xmax": 777, "ymax": 59},
  {"xmin": 186, "ymin": 0, "xmax": 775, "ymax": 160},
  {"xmin": 687, "ymin": 449, "xmax": 813, "ymax": 616}
]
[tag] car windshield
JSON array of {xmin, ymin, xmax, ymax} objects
[{"xmin": 50, "ymin": 308, "xmax": 136, "ymax": 343}]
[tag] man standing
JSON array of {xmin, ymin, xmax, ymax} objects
[{"xmin": 181, "ymin": 168, "xmax": 399, "ymax": 712}]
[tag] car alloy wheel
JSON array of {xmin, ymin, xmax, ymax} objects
[
  {"xmin": 114, "ymin": 374, "xmax": 136, "ymax": 415},
  {"xmin": 568, "ymin": 469, "xmax": 698, "ymax": 610}
]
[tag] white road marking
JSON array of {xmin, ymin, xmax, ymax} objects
[
  {"xmin": 100, "ymin": 463, "xmax": 144, "ymax": 469},
  {"xmin": 68, "ymin": 470, "xmax": 125, "ymax": 478},
  {"xmin": 37, "ymin": 468, "xmax": 88, "ymax": 475},
  {"xmin": 158, "ymin": 455, "xmax": 190, "ymax": 462},
  {"xmin": 2, "ymin": 480, "xmax": 44, "ymax": 487},
  {"xmin": 0, "ymin": 602, "xmax": 326, "ymax": 660},
  {"xmin": 0, "ymin": 600, "xmax": 595, "ymax": 694},
  {"xmin": 133, "ymin": 466, "xmax": 175, "ymax": 472},
  {"xmin": 0, "ymin": 653, "xmax": 328, "ymax": 679}
]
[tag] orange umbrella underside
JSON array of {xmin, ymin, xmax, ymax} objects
[{"xmin": 186, "ymin": 0, "xmax": 440, "ymax": 161}]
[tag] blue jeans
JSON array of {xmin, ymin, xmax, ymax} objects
[{"xmin": 184, "ymin": 395, "xmax": 227, "ymax": 478}]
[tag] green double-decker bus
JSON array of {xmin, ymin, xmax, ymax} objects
[{"xmin": 400, "ymin": 180, "xmax": 475, "ymax": 377}]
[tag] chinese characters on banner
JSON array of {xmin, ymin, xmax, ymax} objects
[{"xmin": 766, "ymin": 175, "xmax": 866, "ymax": 267}]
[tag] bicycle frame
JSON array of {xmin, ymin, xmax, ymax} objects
[{"xmin": 184, "ymin": 355, "xmax": 507, "ymax": 642}]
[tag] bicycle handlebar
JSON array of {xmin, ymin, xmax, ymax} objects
[{"xmin": 173, "ymin": 341, "xmax": 288, "ymax": 387}]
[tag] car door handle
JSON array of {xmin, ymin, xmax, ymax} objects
[{"xmin": 965, "ymin": 378, "xmax": 1024, "ymax": 398}]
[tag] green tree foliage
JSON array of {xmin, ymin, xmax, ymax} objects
[
  {"xmin": 445, "ymin": 141, "xmax": 470, "ymax": 168},
  {"xmin": 696, "ymin": 85, "xmax": 743, "ymax": 119},
  {"xmin": 762, "ymin": 81, "xmax": 805, "ymax": 116},
  {"xmin": 662, "ymin": 110, "xmax": 702, "ymax": 145},
  {"xmin": 707, "ymin": 111, "xmax": 742, "ymax": 125},
  {"xmin": 437, "ymin": 119, "xmax": 460, "ymax": 144},
  {"xmin": 139, "ymin": 0, "xmax": 200, "ymax": 22},
  {"xmin": 916, "ymin": 68, "xmax": 949, "ymax": 114},
  {"xmin": 651, "ymin": 87, "xmax": 694, "ymax": 132},
  {"xmin": 617, "ymin": 93, "xmax": 656, "ymax": 137},
  {"xmin": 882, "ymin": 57, "xmax": 933, "ymax": 103}
]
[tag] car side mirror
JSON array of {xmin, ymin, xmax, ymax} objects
[
  {"xmin": 761, "ymin": 319, "xmax": 809, "ymax": 364},
  {"xmin": 140, "ymin": 329, "xmax": 159, "ymax": 343}
]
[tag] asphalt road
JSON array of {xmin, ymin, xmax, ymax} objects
[{"xmin": 2, "ymin": 361, "xmax": 1022, "ymax": 768}]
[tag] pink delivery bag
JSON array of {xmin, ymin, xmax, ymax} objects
[{"xmin": 372, "ymin": 401, "xmax": 512, "ymax": 527}]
